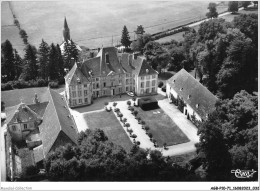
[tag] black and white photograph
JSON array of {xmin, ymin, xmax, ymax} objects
[{"xmin": 1, "ymin": 0, "xmax": 259, "ymax": 190}]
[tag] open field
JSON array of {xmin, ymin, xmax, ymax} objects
[
  {"xmin": 84, "ymin": 111, "xmax": 133, "ymax": 152},
  {"xmin": 156, "ymin": 7, "xmax": 258, "ymax": 43},
  {"xmin": 135, "ymin": 107, "xmax": 189, "ymax": 147},
  {"xmin": 2, "ymin": 1, "xmax": 215, "ymax": 56}
]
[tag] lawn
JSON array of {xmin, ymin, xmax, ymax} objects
[
  {"xmin": 84, "ymin": 111, "xmax": 133, "ymax": 152},
  {"xmin": 135, "ymin": 107, "xmax": 189, "ymax": 147}
]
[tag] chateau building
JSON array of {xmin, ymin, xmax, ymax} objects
[
  {"xmin": 64, "ymin": 47, "xmax": 158, "ymax": 108},
  {"xmin": 166, "ymin": 69, "xmax": 217, "ymax": 122}
]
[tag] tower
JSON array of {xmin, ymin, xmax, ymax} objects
[{"xmin": 63, "ymin": 17, "xmax": 70, "ymax": 42}]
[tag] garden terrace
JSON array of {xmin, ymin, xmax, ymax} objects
[
  {"xmin": 83, "ymin": 111, "xmax": 133, "ymax": 152},
  {"xmin": 134, "ymin": 107, "xmax": 189, "ymax": 147}
]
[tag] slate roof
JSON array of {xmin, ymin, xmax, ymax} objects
[
  {"xmin": 33, "ymin": 145, "xmax": 44, "ymax": 163},
  {"xmin": 6, "ymin": 103, "xmax": 41, "ymax": 124},
  {"xmin": 65, "ymin": 63, "xmax": 89, "ymax": 86},
  {"xmin": 167, "ymin": 69, "xmax": 218, "ymax": 120},
  {"xmin": 3, "ymin": 88, "xmax": 78, "ymax": 162},
  {"xmin": 121, "ymin": 53, "xmax": 157, "ymax": 76}
]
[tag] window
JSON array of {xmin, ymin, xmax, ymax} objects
[
  {"xmin": 84, "ymin": 90, "xmax": 88, "ymax": 96},
  {"xmin": 111, "ymin": 82, "xmax": 114, "ymax": 86},
  {"xmin": 141, "ymin": 82, "xmax": 144, "ymax": 88},
  {"xmin": 78, "ymin": 91, "xmax": 82, "ymax": 97},
  {"xmin": 146, "ymin": 81, "xmax": 150, "ymax": 87},
  {"xmin": 146, "ymin": 75, "xmax": 150, "ymax": 79},
  {"xmin": 103, "ymin": 82, "xmax": 106, "ymax": 87},
  {"xmin": 78, "ymin": 99, "xmax": 82, "ymax": 104},
  {"xmin": 72, "ymin": 91, "xmax": 76, "ymax": 98},
  {"xmin": 152, "ymin": 75, "xmax": 156, "ymax": 79},
  {"xmin": 103, "ymin": 90, "xmax": 106, "ymax": 95},
  {"xmin": 119, "ymin": 79, "xmax": 122, "ymax": 85},
  {"xmin": 146, "ymin": 88, "xmax": 149, "ymax": 93},
  {"xmin": 152, "ymin": 87, "xmax": 155, "ymax": 92},
  {"xmin": 119, "ymin": 87, "xmax": 122, "ymax": 93},
  {"xmin": 84, "ymin": 84, "xmax": 88, "ymax": 88},
  {"xmin": 12, "ymin": 125, "xmax": 16, "ymax": 131},
  {"xmin": 141, "ymin": 76, "xmax": 144, "ymax": 80},
  {"xmin": 24, "ymin": 124, "xmax": 27, "ymax": 130},
  {"xmin": 84, "ymin": 98, "xmax": 88, "ymax": 103},
  {"xmin": 152, "ymin": 80, "xmax": 156, "ymax": 86},
  {"xmin": 126, "ymin": 79, "xmax": 129, "ymax": 85},
  {"xmin": 141, "ymin": 89, "xmax": 144, "ymax": 94},
  {"xmin": 73, "ymin": 100, "xmax": 77, "ymax": 105},
  {"xmin": 126, "ymin": 74, "xmax": 129, "ymax": 78},
  {"xmin": 126, "ymin": 86, "xmax": 129, "ymax": 91},
  {"xmin": 96, "ymin": 78, "xmax": 99, "ymax": 81},
  {"xmin": 78, "ymin": 84, "xmax": 82, "ymax": 90},
  {"xmin": 93, "ymin": 83, "xmax": 95, "ymax": 89},
  {"xmin": 96, "ymin": 83, "xmax": 99, "ymax": 89},
  {"xmin": 71, "ymin": 86, "xmax": 76, "ymax": 90}
]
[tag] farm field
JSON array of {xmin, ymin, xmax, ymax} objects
[
  {"xmin": 2, "ymin": 1, "xmax": 214, "ymax": 56},
  {"xmin": 135, "ymin": 107, "xmax": 189, "ymax": 147},
  {"xmin": 156, "ymin": 7, "xmax": 258, "ymax": 43},
  {"xmin": 84, "ymin": 111, "xmax": 133, "ymax": 152}
]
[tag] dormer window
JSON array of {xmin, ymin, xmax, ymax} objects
[
  {"xmin": 24, "ymin": 124, "xmax": 28, "ymax": 129},
  {"xmin": 188, "ymin": 95, "xmax": 191, "ymax": 99},
  {"xmin": 146, "ymin": 69, "xmax": 149, "ymax": 73},
  {"xmin": 173, "ymin": 80, "xmax": 175, "ymax": 83},
  {"xmin": 180, "ymin": 88, "xmax": 183, "ymax": 91},
  {"xmin": 77, "ymin": 78, "xmax": 81, "ymax": 83},
  {"xmin": 196, "ymin": 104, "xmax": 199, "ymax": 108}
]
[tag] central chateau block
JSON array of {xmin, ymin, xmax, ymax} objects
[{"xmin": 64, "ymin": 47, "xmax": 158, "ymax": 108}]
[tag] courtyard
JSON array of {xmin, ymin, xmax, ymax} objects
[
  {"xmin": 135, "ymin": 107, "xmax": 190, "ymax": 147},
  {"xmin": 83, "ymin": 110, "xmax": 133, "ymax": 152}
]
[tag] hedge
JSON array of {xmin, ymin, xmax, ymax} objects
[
  {"xmin": 138, "ymin": 97, "xmax": 158, "ymax": 111},
  {"xmin": 158, "ymin": 81, "xmax": 164, "ymax": 88}
]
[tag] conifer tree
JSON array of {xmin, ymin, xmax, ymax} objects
[
  {"xmin": 63, "ymin": 40, "xmax": 72, "ymax": 69},
  {"xmin": 48, "ymin": 43, "xmax": 59, "ymax": 80},
  {"xmin": 13, "ymin": 49, "xmax": 23, "ymax": 80},
  {"xmin": 1, "ymin": 40, "xmax": 15, "ymax": 82},
  {"xmin": 38, "ymin": 39, "xmax": 50, "ymax": 80},
  {"xmin": 22, "ymin": 44, "xmax": 38, "ymax": 80},
  {"xmin": 121, "ymin": 25, "xmax": 131, "ymax": 49}
]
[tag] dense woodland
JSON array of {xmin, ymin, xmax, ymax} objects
[{"xmin": 2, "ymin": 2, "xmax": 258, "ymax": 181}]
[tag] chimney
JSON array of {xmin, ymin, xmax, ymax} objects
[
  {"xmin": 105, "ymin": 53, "xmax": 109, "ymax": 64},
  {"xmin": 128, "ymin": 54, "xmax": 132, "ymax": 66},
  {"xmin": 34, "ymin": 93, "xmax": 40, "ymax": 104}
]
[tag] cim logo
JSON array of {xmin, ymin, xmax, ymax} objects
[{"xmin": 231, "ymin": 169, "xmax": 257, "ymax": 178}]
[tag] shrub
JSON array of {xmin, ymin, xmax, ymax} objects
[
  {"xmin": 131, "ymin": 134, "xmax": 137, "ymax": 139},
  {"xmin": 1, "ymin": 81, "xmax": 13, "ymax": 91},
  {"xmin": 114, "ymin": 108, "xmax": 120, "ymax": 113},
  {"xmin": 158, "ymin": 81, "xmax": 164, "ymax": 88},
  {"xmin": 37, "ymin": 79, "xmax": 48, "ymax": 87},
  {"xmin": 113, "ymin": 102, "xmax": 117, "ymax": 107},
  {"xmin": 127, "ymin": 101, "xmax": 131, "ymax": 106},
  {"xmin": 136, "ymin": 141, "xmax": 140, "ymax": 145},
  {"xmin": 148, "ymin": 133, "xmax": 153, "ymax": 139},
  {"xmin": 58, "ymin": 77, "xmax": 65, "ymax": 85},
  {"xmin": 144, "ymin": 126, "xmax": 150, "ymax": 131},
  {"xmin": 136, "ymin": 116, "xmax": 141, "ymax": 122},
  {"xmin": 133, "ymin": 110, "xmax": 138, "ymax": 116},
  {"xmin": 138, "ymin": 97, "xmax": 158, "ymax": 111},
  {"xmin": 48, "ymin": 81, "xmax": 59, "ymax": 88},
  {"xmin": 23, "ymin": 165, "xmax": 39, "ymax": 176},
  {"xmin": 161, "ymin": 86, "xmax": 166, "ymax": 92}
]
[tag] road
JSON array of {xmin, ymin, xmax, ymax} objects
[{"xmin": 1, "ymin": 120, "xmax": 7, "ymax": 182}]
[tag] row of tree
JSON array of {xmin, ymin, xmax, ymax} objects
[
  {"xmin": 1, "ymin": 39, "xmax": 79, "ymax": 84},
  {"xmin": 45, "ymin": 129, "xmax": 199, "ymax": 181}
]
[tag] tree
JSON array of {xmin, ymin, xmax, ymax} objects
[
  {"xmin": 63, "ymin": 40, "xmax": 78, "ymax": 70},
  {"xmin": 130, "ymin": 33, "xmax": 151, "ymax": 53},
  {"xmin": 1, "ymin": 40, "xmax": 15, "ymax": 82},
  {"xmin": 22, "ymin": 44, "xmax": 38, "ymax": 80},
  {"xmin": 168, "ymin": 45, "xmax": 186, "ymax": 71},
  {"xmin": 127, "ymin": 100, "xmax": 131, "ymax": 106},
  {"xmin": 13, "ymin": 49, "xmax": 23, "ymax": 80},
  {"xmin": 206, "ymin": 2, "xmax": 218, "ymax": 18},
  {"xmin": 233, "ymin": 14, "xmax": 258, "ymax": 46},
  {"xmin": 70, "ymin": 40, "xmax": 79, "ymax": 62},
  {"xmin": 37, "ymin": 39, "xmax": 50, "ymax": 80},
  {"xmin": 228, "ymin": 1, "xmax": 238, "ymax": 14},
  {"xmin": 135, "ymin": 25, "xmax": 145, "ymax": 36},
  {"xmin": 19, "ymin": 29, "xmax": 28, "ymax": 45},
  {"xmin": 144, "ymin": 41, "xmax": 170, "ymax": 72},
  {"xmin": 48, "ymin": 43, "xmax": 59, "ymax": 80},
  {"xmin": 196, "ymin": 91, "xmax": 258, "ymax": 181},
  {"xmin": 121, "ymin": 25, "xmax": 131, "ymax": 49},
  {"xmin": 241, "ymin": 1, "xmax": 251, "ymax": 8}
]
